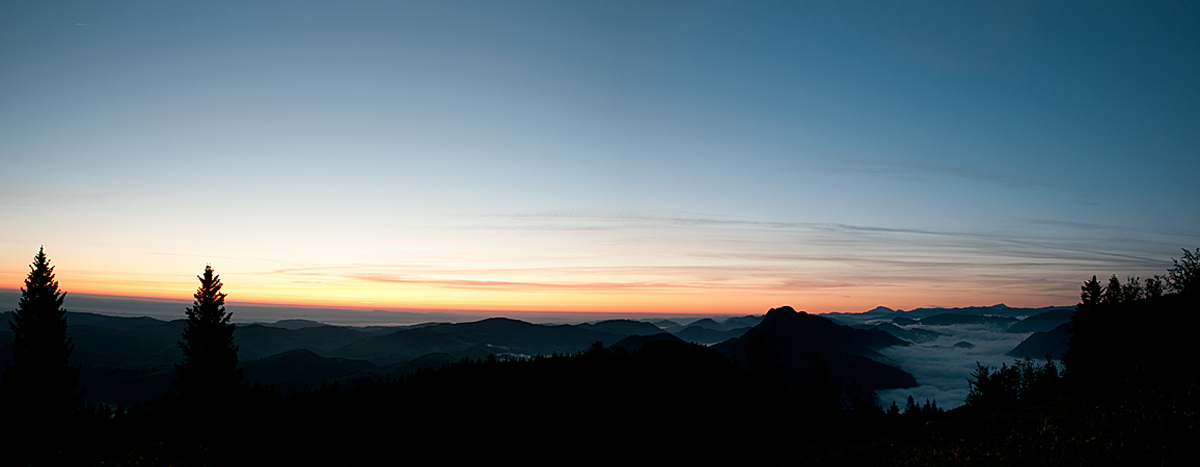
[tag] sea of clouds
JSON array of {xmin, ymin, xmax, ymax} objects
[{"xmin": 873, "ymin": 324, "xmax": 1035, "ymax": 410}]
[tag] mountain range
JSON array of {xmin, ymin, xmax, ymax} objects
[
  {"xmin": 824, "ymin": 303, "xmax": 1075, "ymax": 325},
  {"xmin": 0, "ymin": 304, "xmax": 1079, "ymax": 406},
  {"xmin": 0, "ymin": 310, "xmax": 765, "ymax": 404}
]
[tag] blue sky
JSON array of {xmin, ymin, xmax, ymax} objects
[{"xmin": 2, "ymin": 1, "xmax": 1198, "ymax": 314}]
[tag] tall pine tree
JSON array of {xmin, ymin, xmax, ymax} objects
[
  {"xmin": 174, "ymin": 265, "xmax": 242, "ymax": 401},
  {"xmin": 1080, "ymin": 275, "xmax": 1103, "ymax": 306},
  {"xmin": 2, "ymin": 248, "xmax": 83, "ymax": 453}
]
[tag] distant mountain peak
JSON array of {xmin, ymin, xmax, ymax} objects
[
  {"xmin": 714, "ymin": 306, "xmax": 916, "ymax": 393},
  {"xmin": 764, "ymin": 306, "xmax": 799, "ymax": 319},
  {"xmin": 476, "ymin": 317, "xmax": 526, "ymax": 324},
  {"xmin": 263, "ymin": 319, "xmax": 325, "ymax": 330}
]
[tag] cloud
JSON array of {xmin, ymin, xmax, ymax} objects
[
  {"xmin": 876, "ymin": 324, "xmax": 1035, "ymax": 410},
  {"xmin": 222, "ymin": 211, "xmax": 1181, "ymax": 305},
  {"xmin": 484, "ymin": 213, "xmax": 1175, "ymax": 274},
  {"xmin": 262, "ymin": 263, "xmax": 798, "ymax": 293}
]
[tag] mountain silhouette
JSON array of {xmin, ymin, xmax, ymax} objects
[
  {"xmin": 242, "ymin": 348, "xmax": 380, "ymax": 389},
  {"xmin": 677, "ymin": 315, "xmax": 763, "ymax": 332},
  {"xmin": 611, "ymin": 332, "xmax": 684, "ymax": 351},
  {"xmin": 647, "ymin": 318, "xmax": 684, "ymax": 333},
  {"xmin": 234, "ymin": 324, "xmax": 372, "ymax": 360},
  {"xmin": 824, "ymin": 304, "xmax": 1075, "ymax": 327},
  {"xmin": 330, "ymin": 317, "xmax": 621, "ymax": 365},
  {"xmin": 869, "ymin": 322, "xmax": 945, "ymax": 343},
  {"xmin": 576, "ymin": 319, "xmax": 665, "ymax": 338},
  {"xmin": 59, "ymin": 311, "xmax": 173, "ymax": 331},
  {"xmin": 1008, "ymin": 321, "xmax": 1071, "ymax": 359},
  {"xmin": 257, "ymin": 319, "xmax": 326, "ymax": 330},
  {"xmin": 716, "ymin": 315, "xmax": 765, "ymax": 330},
  {"xmin": 1005, "ymin": 309, "xmax": 1074, "ymax": 334},
  {"xmin": 66, "ymin": 325, "xmax": 180, "ymax": 368},
  {"xmin": 896, "ymin": 304, "xmax": 1071, "ymax": 319},
  {"xmin": 713, "ymin": 306, "xmax": 916, "ymax": 392},
  {"xmin": 915, "ymin": 313, "xmax": 1020, "ymax": 328},
  {"xmin": 673, "ymin": 325, "xmax": 752, "ymax": 345}
]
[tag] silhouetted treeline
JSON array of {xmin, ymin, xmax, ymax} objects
[
  {"xmin": 964, "ymin": 356, "xmax": 1062, "ymax": 410},
  {"xmin": 885, "ymin": 395, "xmax": 945, "ymax": 422},
  {"xmin": 1065, "ymin": 249, "xmax": 1200, "ymax": 387},
  {"xmin": 964, "ymin": 248, "xmax": 1200, "ymax": 412}
]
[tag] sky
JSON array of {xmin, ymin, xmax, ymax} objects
[{"xmin": 2, "ymin": 1, "xmax": 1199, "ymax": 317}]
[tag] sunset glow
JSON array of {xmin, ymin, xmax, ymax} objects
[{"xmin": 3, "ymin": 2, "xmax": 1198, "ymax": 318}]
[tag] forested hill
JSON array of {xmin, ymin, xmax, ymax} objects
[{"xmin": 0, "ymin": 310, "xmax": 769, "ymax": 404}]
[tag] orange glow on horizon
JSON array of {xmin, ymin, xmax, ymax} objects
[
  {"xmin": 13, "ymin": 276, "xmax": 1075, "ymax": 317},
  {"xmin": 0, "ymin": 244, "xmax": 1084, "ymax": 318}
]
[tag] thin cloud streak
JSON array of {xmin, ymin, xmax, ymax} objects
[
  {"xmin": 34, "ymin": 210, "xmax": 1181, "ymax": 311},
  {"xmin": 234, "ymin": 211, "xmax": 1177, "ymax": 303},
  {"xmin": 483, "ymin": 213, "xmax": 1175, "ymax": 268}
]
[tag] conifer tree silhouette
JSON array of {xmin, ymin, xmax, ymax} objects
[
  {"xmin": 2, "ymin": 248, "xmax": 83, "ymax": 454},
  {"xmin": 174, "ymin": 265, "xmax": 242, "ymax": 402},
  {"xmin": 1102, "ymin": 274, "xmax": 1123, "ymax": 304},
  {"xmin": 1080, "ymin": 275, "xmax": 1102, "ymax": 306}
]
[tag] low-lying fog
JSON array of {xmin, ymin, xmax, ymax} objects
[{"xmin": 873, "ymin": 324, "xmax": 1035, "ymax": 410}]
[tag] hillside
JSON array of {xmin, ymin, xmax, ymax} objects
[
  {"xmin": 713, "ymin": 306, "xmax": 915, "ymax": 392},
  {"xmin": 1005, "ymin": 309, "xmax": 1074, "ymax": 334},
  {"xmin": 1008, "ymin": 321, "xmax": 1072, "ymax": 359},
  {"xmin": 329, "ymin": 317, "xmax": 622, "ymax": 365}
]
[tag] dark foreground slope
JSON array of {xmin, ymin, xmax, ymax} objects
[
  {"xmin": 11, "ymin": 299, "xmax": 1199, "ymax": 466},
  {"xmin": 0, "ymin": 312, "xmax": 649, "ymax": 404},
  {"xmin": 100, "ymin": 341, "xmax": 877, "ymax": 466},
  {"xmin": 786, "ymin": 374, "xmax": 1199, "ymax": 466},
  {"xmin": 11, "ymin": 280, "xmax": 1196, "ymax": 467}
]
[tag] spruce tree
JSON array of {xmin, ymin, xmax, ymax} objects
[
  {"xmin": 1102, "ymin": 274, "xmax": 1123, "ymax": 304},
  {"xmin": 2, "ymin": 248, "xmax": 83, "ymax": 451},
  {"xmin": 1080, "ymin": 275, "xmax": 1103, "ymax": 306},
  {"xmin": 174, "ymin": 265, "xmax": 242, "ymax": 401}
]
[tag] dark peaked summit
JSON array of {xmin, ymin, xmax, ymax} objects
[
  {"xmin": 1006, "ymin": 309, "xmax": 1074, "ymax": 334},
  {"xmin": 1009, "ymin": 321, "xmax": 1072, "ymax": 359},
  {"xmin": 684, "ymin": 318, "xmax": 723, "ymax": 330},
  {"xmin": 755, "ymin": 306, "xmax": 905, "ymax": 354},
  {"xmin": 714, "ymin": 306, "xmax": 915, "ymax": 393}
]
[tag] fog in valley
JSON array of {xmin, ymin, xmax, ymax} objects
[{"xmin": 874, "ymin": 324, "xmax": 1033, "ymax": 409}]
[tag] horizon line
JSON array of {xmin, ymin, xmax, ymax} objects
[{"xmin": 0, "ymin": 288, "xmax": 1075, "ymax": 319}]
